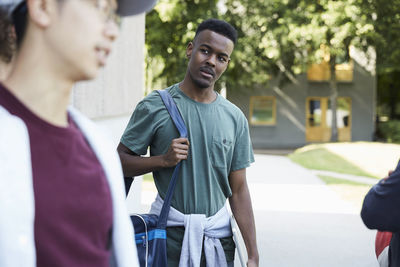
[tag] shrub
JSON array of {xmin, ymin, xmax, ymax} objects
[{"xmin": 378, "ymin": 120, "xmax": 400, "ymax": 143}]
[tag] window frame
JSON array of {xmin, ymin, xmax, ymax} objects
[{"xmin": 249, "ymin": 96, "xmax": 277, "ymax": 126}]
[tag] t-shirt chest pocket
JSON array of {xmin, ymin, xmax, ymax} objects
[{"xmin": 211, "ymin": 135, "xmax": 234, "ymax": 169}]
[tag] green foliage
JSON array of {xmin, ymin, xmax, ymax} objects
[
  {"xmin": 378, "ymin": 120, "xmax": 400, "ymax": 143},
  {"xmin": 145, "ymin": 0, "xmax": 219, "ymax": 91},
  {"xmin": 377, "ymin": 71, "xmax": 400, "ymax": 119},
  {"xmin": 143, "ymin": 173, "xmax": 154, "ymax": 182},
  {"xmin": 145, "ymin": 0, "xmax": 375, "ymax": 93},
  {"xmin": 363, "ymin": 0, "xmax": 400, "ymax": 74},
  {"xmin": 289, "ymin": 147, "xmax": 376, "ymax": 177},
  {"xmin": 366, "ymin": 0, "xmax": 400, "ymax": 119},
  {"xmin": 225, "ymin": 0, "xmax": 375, "ymax": 88}
]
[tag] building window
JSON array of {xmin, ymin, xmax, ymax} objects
[
  {"xmin": 307, "ymin": 45, "xmax": 354, "ymax": 82},
  {"xmin": 249, "ymin": 96, "xmax": 276, "ymax": 125},
  {"xmin": 308, "ymin": 99, "xmax": 322, "ymax": 127}
]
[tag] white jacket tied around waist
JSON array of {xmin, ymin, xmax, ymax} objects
[
  {"xmin": 0, "ymin": 105, "xmax": 139, "ymax": 267},
  {"xmin": 150, "ymin": 194, "xmax": 232, "ymax": 267}
]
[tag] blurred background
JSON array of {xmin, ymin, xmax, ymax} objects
[{"xmin": 68, "ymin": 1, "xmax": 399, "ymax": 265}]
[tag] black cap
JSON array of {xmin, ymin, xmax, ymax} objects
[{"xmin": 117, "ymin": 0, "xmax": 157, "ymax": 16}]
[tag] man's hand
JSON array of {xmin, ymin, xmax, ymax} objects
[
  {"xmin": 247, "ymin": 258, "xmax": 259, "ymax": 267},
  {"xmin": 162, "ymin": 138, "xmax": 189, "ymax": 167}
]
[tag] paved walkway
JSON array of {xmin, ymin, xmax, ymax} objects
[
  {"xmin": 244, "ymin": 154, "xmax": 378, "ymax": 267},
  {"xmin": 140, "ymin": 154, "xmax": 378, "ymax": 267}
]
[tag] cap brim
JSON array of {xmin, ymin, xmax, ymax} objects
[{"xmin": 117, "ymin": 0, "xmax": 157, "ymax": 16}]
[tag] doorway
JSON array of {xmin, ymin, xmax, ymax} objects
[{"xmin": 306, "ymin": 97, "xmax": 351, "ymax": 142}]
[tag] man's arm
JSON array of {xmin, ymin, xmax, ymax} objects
[
  {"xmin": 229, "ymin": 168, "xmax": 259, "ymax": 267},
  {"xmin": 361, "ymin": 170, "xmax": 400, "ymax": 232},
  {"xmin": 117, "ymin": 138, "xmax": 189, "ymax": 177}
]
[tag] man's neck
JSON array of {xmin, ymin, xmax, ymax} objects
[
  {"xmin": 4, "ymin": 46, "xmax": 74, "ymax": 127},
  {"xmin": 179, "ymin": 78, "xmax": 217, "ymax": 104}
]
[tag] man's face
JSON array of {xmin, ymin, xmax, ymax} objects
[
  {"xmin": 43, "ymin": 0, "xmax": 119, "ymax": 81},
  {"xmin": 186, "ymin": 30, "xmax": 234, "ymax": 89}
]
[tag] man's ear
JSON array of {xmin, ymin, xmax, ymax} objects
[
  {"xmin": 186, "ymin": 42, "xmax": 194, "ymax": 58},
  {"xmin": 26, "ymin": 0, "xmax": 52, "ymax": 28}
]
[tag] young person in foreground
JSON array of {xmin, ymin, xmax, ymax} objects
[
  {"xmin": 118, "ymin": 18, "xmax": 259, "ymax": 267},
  {"xmin": 0, "ymin": 0, "xmax": 156, "ymax": 266}
]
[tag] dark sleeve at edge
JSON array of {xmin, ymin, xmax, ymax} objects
[{"xmin": 361, "ymin": 173, "xmax": 400, "ymax": 232}]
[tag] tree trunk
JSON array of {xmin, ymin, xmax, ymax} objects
[{"xmin": 329, "ymin": 54, "xmax": 338, "ymax": 142}]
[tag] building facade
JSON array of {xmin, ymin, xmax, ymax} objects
[
  {"xmin": 228, "ymin": 57, "xmax": 376, "ymax": 149},
  {"xmin": 72, "ymin": 15, "xmax": 145, "ymax": 213}
]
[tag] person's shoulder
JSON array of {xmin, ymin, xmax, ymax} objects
[
  {"xmin": 141, "ymin": 90, "xmax": 160, "ymax": 105},
  {"xmin": 68, "ymin": 106, "xmax": 116, "ymax": 151},
  {"xmin": 68, "ymin": 107, "xmax": 108, "ymax": 141},
  {"xmin": 0, "ymin": 105, "xmax": 30, "ymax": 146},
  {"xmin": 68, "ymin": 106, "xmax": 92, "ymax": 126},
  {"xmin": 165, "ymin": 83, "xmax": 181, "ymax": 97},
  {"xmin": 152, "ymin": 84, "xmax": 181, "ymax": 101},
  {"xmin": 0, "ymin": 105, "xmax": 11, "ymax": 117},
  {"xmin": 218, "ymin": 96, "xmax": 246, "ymax": 120},
  {"xmin": 218, "ymin": 95, "xmax": 241, "ymax": 112},
  {"xmin": 0, "ymin": 105, "xmax": 26, "ymax": 127},
  {"xmin": 141, "ymin": 84, "xmax": 177, "ymax": 106}
]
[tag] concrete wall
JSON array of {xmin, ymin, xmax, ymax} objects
[
  {"xmin": 228, "ymin": 61, "xmax": 376, "ymax": 149},
  {"xmin": 72, "ymin": 15, "xmax": 145, "ymax": 214}
]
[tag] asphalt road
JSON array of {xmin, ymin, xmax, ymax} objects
[
  {"xmin": 139, "ymin": 154, "xmax": 378, "ymax": 267},
  {"xmin": 238, "ymin": 154, "xmax": 378, "ymax": 267}
]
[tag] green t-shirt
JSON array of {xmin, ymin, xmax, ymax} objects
[{"xmin": 121, "ymin": 84, "xmax": 254, "ymax": 265}]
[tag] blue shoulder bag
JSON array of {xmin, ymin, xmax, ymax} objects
[{"xmin": 130, "ymin": 89, "xmax": 187, "ymax": 267}]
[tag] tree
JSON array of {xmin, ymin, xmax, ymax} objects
[
  {"xmin": 363, "ymin": 0, "xmax": 400, "ymax": 120},
  {"xmin": 145, "ymin": 0, "xmax": 375, "ymax": 141},
  {"xmin": 145, "ymin": 0, "xmax": 278, "ymax": 93},
  {"xmin": 224, "ymin": 0, "xmax": 374, "ymax": 141}
]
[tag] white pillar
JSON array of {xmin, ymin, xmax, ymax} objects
[{"xmin": 72, "ymin": 15, "xmax": 146, "ymax": 213}]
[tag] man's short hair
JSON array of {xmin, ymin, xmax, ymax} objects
[
  {"xmin": 0, "ymin": 7, "xmax": 15, "ymax": 63},
  {"xmin": 195, "ymin": 18, "xmax": 237, "ymax": 44},
  {"xmin": 11, "ymin": 1, "xmax": 27, "ymax": 48}
]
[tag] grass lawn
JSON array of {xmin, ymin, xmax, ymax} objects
[
  {"xmin": 289, "ymin": 146, "xmax": 378, "ymax": 178},
  {"xmin": 141, "ymin": 173, "xmax": 156, "ymax": 192},
  {"xmin": 318, "ymin": 175, "xmax": 372, "ymax": 210},
  {"xmin": 143, "ymin": 173, "xmax": 154, "ymax": 182},
  {"xmin": 288, "ymin": 143, "xmax": 388, "ymax": 209}
]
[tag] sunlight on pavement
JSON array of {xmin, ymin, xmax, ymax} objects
[
  {"xmin": 248, "ymin": 183, "xmax": 358, "ymax": 214},
  {"xmin": 140, "ymin": 181, "xmax": 358, "ymax": 214},
  {"xmin": 142, "ymin": 188, "xmax": 157, "ymax": 207},
  {"xmin": 140, "ymin": 154, "xmax": 361, "ymax": 215}
]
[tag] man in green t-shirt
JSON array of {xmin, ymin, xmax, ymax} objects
[{"xmin": 118, "ymin": 18, "xmax": 259, "ymax": 267}]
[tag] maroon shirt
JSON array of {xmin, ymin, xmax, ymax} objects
[{"xmin": 0, "ymin": 84, "xmax": 113, "ymax": 267}]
